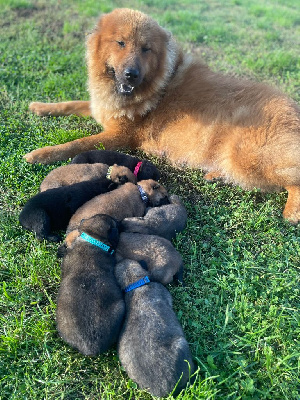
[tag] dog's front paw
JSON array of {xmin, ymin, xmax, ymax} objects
[
  {"xmin": 283, "ymin": 209, "xmax": 300, "ymax": 225},
  {"xmin": 23, "ymin": 147, "xmax": 54, "ymax": 164},
  {"xmin": 204, "ymin": 171, "xmax": 224, "ymax": 182},
  {"xmin": 29, "ymin": 102, "xmax": 51, "ymax": 116}
]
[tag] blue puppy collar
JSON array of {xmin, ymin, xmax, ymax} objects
[
  {"xmin": 80, "ymin": 232, "xmax": 115, "ymax": 255},
  {"xmin": 124, "ymin": 276, "xmax": 150, "ymax": 293},
  {"xmin": 137, "ymin": 185, "xmax": 149, "ymax": 204}
]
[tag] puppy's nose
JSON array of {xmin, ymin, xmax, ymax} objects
[{"xmin": 124, "ymin": 68, "xmax": 140, "ymax": 82}]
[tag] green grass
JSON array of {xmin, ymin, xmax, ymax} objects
[{"xmin": 1, "ymin": 0, "xmax": 299, "ymax": 399}]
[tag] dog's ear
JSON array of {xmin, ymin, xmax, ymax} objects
[
  {"xmin": 139, "ymin": 160, "xmax": 161, "ymax": 181},
  {"xmin": 108, "ymin": 227, "xmax": 119, "ymax": 247},
  {"xmin": 86, "ymin": 14, "xmax": 107, "ymax": 57},
  {"xmin": 119, "ymin": 175, "xmax": 129, "ymax": 185}
]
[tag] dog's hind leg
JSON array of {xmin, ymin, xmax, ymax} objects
[
  {"xmin": 29, "ymin": 101, "xmax": 91, "ymax": 117},
  {"xmin": 282, "ymin": 186, "xmax": 300, "ymax": 225}
]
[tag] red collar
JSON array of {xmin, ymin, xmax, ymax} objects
[{"xmin": 133, "ymin": 161, "xmax": 143, "ymax": 177}]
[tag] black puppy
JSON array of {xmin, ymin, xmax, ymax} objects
[
  {"xmin": 56, "ymin": 214, "xmax": 125, "ymax": 356},
  {"xmin": 71, "ymin": 150, "xmax": 160, "ymax": 181},
  {"xmin": 19, "ymin": 178, "xmax": 117, "ymax": 242},
  {"xmin": 115, "ymin": 259, "xmax": 195, "ymax": 397},
  {"xmin": 121, "ymin": 194, "xmax": 187, "ymax": 241}
]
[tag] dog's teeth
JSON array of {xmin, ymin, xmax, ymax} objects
[{"xmin": 120, "ymin": 84, "xmax": 134, "ymax": 94}]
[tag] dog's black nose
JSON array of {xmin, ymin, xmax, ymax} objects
[{"xmin": 125, "ymin": 68, "xmax": 139, "ymax": 82}]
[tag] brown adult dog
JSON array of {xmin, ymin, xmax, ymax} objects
[{"xmin": 25, "ymin": 8, "xmax": 300, "ymax": 223}]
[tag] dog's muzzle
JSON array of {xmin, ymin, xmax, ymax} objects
[{"xmin": 119, "ymin": 84, "xmax": 135, "ymax": 95}]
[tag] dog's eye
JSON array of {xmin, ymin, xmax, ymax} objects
[
  {"xmin": 117, "ymin": 41, "xmax": 125, "ymax": 48},
  {"xmin": 152, "ymin": 184, "xmax": 160, "ymax": 190},
  {"xmin": 142, "ymin": 47, "xmax": 151, "ymax": 53}
]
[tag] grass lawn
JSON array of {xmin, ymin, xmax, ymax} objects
[{"xmin": 1, "ymin": 0, "xmax": 299, "ymax": 399}]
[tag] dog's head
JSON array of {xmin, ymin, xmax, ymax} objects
[
  {"xmin": 109, "ymin": 164, "xmax": 137, "ymax": 185},
  {"xmin": 78, "ymin": 214, "xmax": 120, "ymax": 248},
  {"xmin": 86, "ymin": 8, "xmax": 178, "ymax": 102},
  {"xmin": 138, "ymin": 179, "xmax": 169, "ymax": 207},
  {"xmin": 137, "ymin": 160, "xmax": 161, "ymax": 181}
]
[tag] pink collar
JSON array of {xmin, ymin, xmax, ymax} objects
[{"xmin": 133, "ymin": 161, "xmax": 143, "ymax": 177}]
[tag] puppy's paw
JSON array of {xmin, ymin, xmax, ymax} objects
[{"xmin": 29, "ymin": 102, "xmax": 51, "ymax": 116}]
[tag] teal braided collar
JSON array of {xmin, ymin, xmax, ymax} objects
[{"xmin": 80, "ymin": 232, "xmax": 115, "ymax": 255}]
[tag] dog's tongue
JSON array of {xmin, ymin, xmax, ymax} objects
[{"xmin": 120, "ymin": 84, "xmax": 134, "ymax": 94}]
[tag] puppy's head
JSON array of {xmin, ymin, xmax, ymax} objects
[
  {"xmin": 137, "ymin": 160, "xmax": 161, "ymax": 181},
  {"xmin": 109, "ymin": 164, "xmax": 137, "ymax": 185},
  {"xmin": 115, "ymin": 259, "xmax": 148, "ymax": 290},
  {"xmin": 78, "ymin": 214, "xmax": 120, "ymax": 248},
  {"xmin": 138, "ymin": 179, "xmax": 169, "ymax": 207}
]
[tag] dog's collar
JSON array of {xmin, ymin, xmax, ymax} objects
[
  {"xmin": 80, "ymin": 232, "xmax": 115, "ymax": 255},
  {"xmin": 124, "ymin": 276, "xmax": 150, "ymax": 293},
  {"xmin": 133, "ymin": 161, "xmax": 143, "ymax": 177},
  {"xmin": 106, "ymin": 165, "xmax": 113, "ymax": 180},
  {"xmin": 137, "ymin": 185, "xmax": 149, "ymax": 204}
]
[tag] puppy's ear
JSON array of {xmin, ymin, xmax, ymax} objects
[
  {"xmin": 139, "ymin": 260, "xmax": 148, "ymax": 271},
  {"xmin": 139, "ymin": 160, "xmax": 161, "ymax": 181},
  {"xmin": 119, "ymin": 175, "xmax": 129, "ymax": 185},
  {"xmin": 152, "ymin": 183, "xmax": 161, "ymax": 190},
  {"xmin": 108, "ymin": 227, "xmax": 119, "ymax": 247}
]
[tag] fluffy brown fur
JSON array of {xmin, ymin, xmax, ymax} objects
[
  {"xmin": 40, "ymin": 163, "xmax": 136, "ymax": 191},
  {"xmin": 25, "ymin": 8, "xmax": 300, "ymax": 223}
]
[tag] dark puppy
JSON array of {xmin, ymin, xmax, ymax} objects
[
  {"xmin": 121, "ymin": 194, "xmax": 187, "ymax": 241},
  {"xmin": 116, "ymin": 232, "xmax": 184, "ymax": 284},
  {"xmin": 115, "ymin": 259, "xmax": 195, "ymax": 397},
  {"xmin": 71, "ymin": 150, "xmax": 160, "ymax": 181},
  {"xmin": 19, "ymin": 178, "xmax": 117, "ymax": 242},
  {"xmin": 65, "ymin": 180, "xmax": 169, "ymax": 246},
  {"xmin": 56, "ymin": 214, "xmax": 125, "ymax": 356},
  {"xmin": 40, "ymin": 163, "xmax": 136, "ymax": 191}
]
